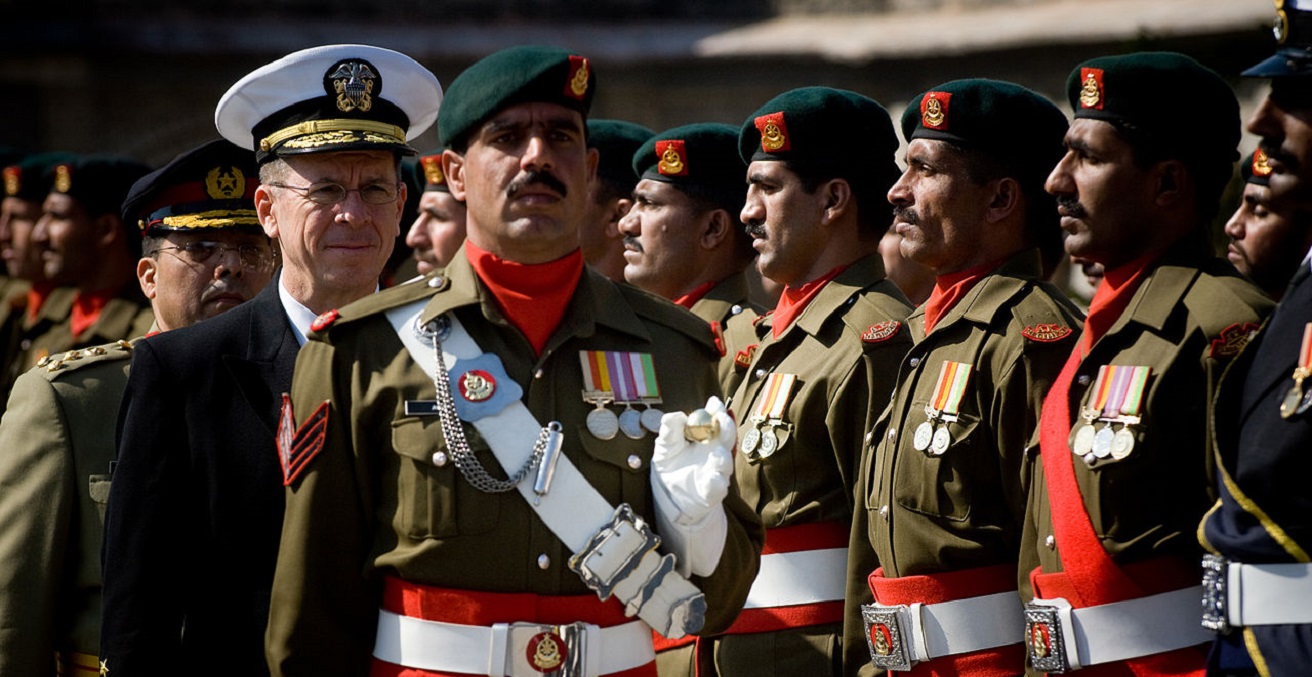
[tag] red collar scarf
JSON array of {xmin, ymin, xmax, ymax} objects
[
  {"xmin": 465, "ymin": 241, "xmax": 583, "ymax": 356},
  {"xmin": 771, "ymin": 265, "xmax": 847, "ymax": 339},
  {"xmin": 1081, "ymin": 252, "xmax": 1157, "ymax": 355},
  {"xmin": 672, "ymin": 280, "xmax": 717, "ymax": 310},
  {"xmin": 923, "ymin": 259, "xmax": 1002, "ymax": 334},
  {"xmin": 71, "ymin": 287, "xmax": 116, "ymax": 339},
  {"xmin": 25, "ymin": 282, "xmax": 55, "ymax": 323}
]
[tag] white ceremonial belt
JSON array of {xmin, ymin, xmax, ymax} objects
[
  {"xmin": 1025, "ymin": 586, "xmax": 1209, "ymax": 673},
  {"xmin": 744, "ymin": 547, "xmax": 847, "ymax": 609},
  {"xmin": 1202, "ymin": 554, "xmax": 1312, "ymax": 632},
  {"xmin": 373, "ymin": 609, "xmax": 654, "ymax": 677},
  {"xmin": 386, "ymin": 300, "xmax": 706, "ymax": 638},
  {"xmin": 860, "ymin": 590, "xmax": 1024, "ymax": 671}
]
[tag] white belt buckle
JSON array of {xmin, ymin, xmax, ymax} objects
[
  {"xmin": 1200, "ymin": 554, "xmax": 1232, "ymax": 634},
  {"xmin": 500, "ymin": 621, "xmax": 591, "ymax": 677},
  {"xmin": 568, "ymin": 504, "xmax": 660, "ymax": 600},
  {"xmin": 1024, "ymin": 598, "xmax": 1079, "ymax": 674},
  {"xmin": 860, "ymin": 602, "xmax": 922, "ymax": 672}
]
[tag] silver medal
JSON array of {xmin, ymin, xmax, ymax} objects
[
  {"xmin": 1092, "ymin": 425, "xmax": 1114, "ymax": 459},
  {"xmin": 1110, "ymin": 427, "xmax": 1135, "ymax": 460},
  {"xmin": 619, "ymin": 407, "xmax": 644, "ymax": 439},
  {"xmin": 586, "ymin": 407, "xmax": 619, "ymax": 440},
  {"xmin": 640, "ymin": 407, "xmax": 665, "ymax": 434},
  {"xmin": 1072, "ymin": 424, "xmax": 1096, "ymax": 457},
  {"xmin": 740, "ymin": 426, "xmax": 762, "ymax": 455},
  {"xmin": 930, "ymin": 426, "xmax": 951, "ymax": 456},
  {"xmin": 913, "ymin": 421, "xmax": 934, "ymax": 452},
  {"xmin": 758, "ymin": 425, "xmax": 780, "ymax": 458}
]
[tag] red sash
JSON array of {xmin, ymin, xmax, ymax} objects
[
  {"xmin": 867, "ymin": 563, "xmax": 1025, "ymax": 676},
  {"xmin": 370, "ymin": 578, "xmax": 655, "ymax": 677}
]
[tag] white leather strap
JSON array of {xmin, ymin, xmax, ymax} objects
[
  {"xmin": 373, "ymin": 609, "xmax": 655, "ymax": 676},
  {"xmin": 919, "ymin": 591, "xmax": 1025, "ymax": 660},
  {"xmin": 744, "ymin": 547, "xmax": 847, "ymax": 609},
  {"xmin": 1228, "ymin": 561, "xmax": 1312, "ymax": 626},
  {"xmin": 1034, "ymin": 587, "xmax": 1210, "ymax": 666}
]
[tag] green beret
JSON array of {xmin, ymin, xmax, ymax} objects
[
  {"xmin": 1242, "ymin": 149, "xmax": 1275, "ymax": 187},
  {"xmin": 589, "ymin": 119, "xmax": 653, "ymax": 189},
  {"xmin": 1244, "ymin": 0, "xmax": 1312, "ymax": 78},
  {"xmin": 4, "ymin": 152, "xmax": 75, "ymax": 202},
  {"xmin": 1066, "ymin": 52, "xmax": 1239, "ymax": 163},
  {"xmin": 0, "ymin": 147, "xmax": 22, "ymax": 172},
  {"xmin": 439, "ymin": 46, "xmax": 597, "ymax": 150},
  {"xmin": 49, "ymin": 154, "xmax": 152, "ymax": 218},
  {"xmin": 738, "ymin": 86, "xmax": 898, "ymax": 187},
  {"xmin": 634, "ymin": 122, "xmax": 744, "ymax": 198},
  {"xmin": 121, "ymin": 139, "xmax": 261, "ymax": 235},
  {"xmin": 901, "ymin": 79, "xmax": 1067, "ymax": 184}
]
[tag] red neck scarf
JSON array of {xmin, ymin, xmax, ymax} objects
[
  {"xmin": 25, "ymin": 282, "xmax": 55, "ymax": 323},
  {"xmin": 71, "ymin": 287, "xmax": 116, "ymax": 339},
  {"xmin": 672, "ymin": 280, "xmax": 717, "ymax": 310},
  {"xmin": 1082, "ymin": 253, "xmax": 1157, "ymax": 354},
  {"xmin": 465, "ymin": 242, "xmax": 583, "ymax": 356},
  {"xmin": 923, "ymin": 259, "xmax": 1002, "ymax": 334},
  {"xmin": 771, "ymin": 265, "xmax": 848, "ymax": 339}
]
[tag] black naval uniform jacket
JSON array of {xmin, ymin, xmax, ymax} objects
[
  {"xmin": 1201, "ymin": 260, "xmax": 1312, "ymax": 675},
  {"xmin": 101, "ymin": 276, "xmax": 298, "ymax": 677}
]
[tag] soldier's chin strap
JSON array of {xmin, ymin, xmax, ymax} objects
[{"xmin": 385, "ymin": 299, "xmax": 707, "ymax": 639}]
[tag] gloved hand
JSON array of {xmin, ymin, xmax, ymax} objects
[{"xmin": 651, "ymin": 396, "xmax": 737, "ymax": 577}]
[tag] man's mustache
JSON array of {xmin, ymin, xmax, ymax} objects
[
  {"xmin": 1055, "ymin": 195, "xmax": 1088, "ymax": 219},
  {"xmin": 507, "ymin": 171, "xmax": 567, "ymax": 199},
  {"xmin": 623, "ymin": 235, "xmax": 643, "ymax": 253},
  {"xmin": 893, "ymin": 206, "xmax": 919, "ymax": 225}
]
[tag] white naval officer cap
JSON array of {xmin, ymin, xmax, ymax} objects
[{"xmin": 215, "ymin": 44, "xmax": 443, "ymax": 164}]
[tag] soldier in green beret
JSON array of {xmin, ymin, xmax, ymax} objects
[
  {"xmin": 1022, "ymin": 52, "xmax": 1273, "ymax": 675},
  {"xmin": 583, "ymin": 118, "xmax": 652, "ymax": 282},
  {"xmin": 1222, "ymin": 150, "xmax": 1312, "ymax": 300},
  {"xmin": 0, "ymin": 139, "xmax": 273, "ymax": 677},
  {"xmin": 20, "ymin": 155, "xmax": 155, "ymax": 376},
  {"xmin": 847, "ymin": 78, "xmax": 1082, "ymax": 676},
  {"xmin": 619, "ymin": 122, "xmax": 764, "ymax": 399},
  {"xmin": 267, "ymin": 45, "xmax": 762, "ymax": 677},
  {"xmin": 405, "ymin": 152, "xmax": 468, "ymax": 276},
  {"xmin": 695, "ymin": 87, "xmax": 911, "ymax": 677}
]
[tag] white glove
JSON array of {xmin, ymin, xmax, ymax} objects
[{"xmin": 650, "ymin": 396, "xmax": 737, "ymax": 577}]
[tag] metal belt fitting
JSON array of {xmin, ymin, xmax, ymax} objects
[
  {"xmin": 1025, "ymin": 598, "xmax": 1078, "ymax": 673},
  {"xmin": 1025, "ymin": 587, "xmax": 1209, "ymax": 673},
  {"xmin": 862, "ymin": 590, "xmax": 1026, "ymax": 672},
  {"xmin": 862, "ymin": 602, "xmax": 920, "ymax": 671},
  {"xmin": 1202, "ymin": 553, "xmax": 1312, "ymax": 632},
  {"xmin": 1201, "ymin": 554, "xmax": 1231, "ymax": 634}
]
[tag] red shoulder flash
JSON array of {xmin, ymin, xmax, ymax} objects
[
  {"xmin": 311, "ymin": 308, "xmax": 340, "ymax": 333},
  {"xmin": 1022, "ymin": 323, "xmax": 1074, "ymax": 343},
  {"xmin": 1210, "ymin": 322, "xmax": 1260, "ymax": 359},
  {"xmin": 735, "ymin": 343, "xmax": 758, "ymax": 370},
  {"xmin": 862, "ymin": 321, "xmax": 901, "ymax": 343},
  {"xmin": 710, "ymin": 320, "xmax": 726, "ymax": 357},
  {"xmin": 276, "ymin": 394, "xmax": 330, "ymax": 486}
]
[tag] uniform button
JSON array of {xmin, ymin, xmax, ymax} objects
[
  {"xmin": 754, "ymin": 368, "xmax": 767, "ymax": 379},
  {"xmin": 879, "ymin": 505, "xmax": 889, "ymax": 521},
  {"xmin": 534, "ymin": 369, "xmax": 544, "ymax": 379},
  {"xmin": 537, "ymin": 554, "xmax": 551, "ymax": 570},
  {"xmin": 427, "ymin": 275, "xmax": 445, "ymax": 288},
  {"xmin": 731, "ymin": 304, "xmax": 743, "ymax": 315},
  {"xmin": 887, "ymin": 428, "xmax": 896, "ymax": 441},
  {"xmin": 1077, "ymin": 375, "xmax": 1091, "ymax": 387},
  {"xmin": 627, "ymin": 454, "xmax": 642, "ymax": 470},
  {"xmin": 431, "ymin": 451, "xmax": 448, "ymax": 467},
  {"xmin": 1045, "ymin": 535, "xmax": 1056, "ymax": 549},
  {"xmin": 909, "ymin": 357, "xmax": 921, "ymax": 368},
  {"xmin": 864, "ymin": 430, "xmax": 873, "ymax": 445}
]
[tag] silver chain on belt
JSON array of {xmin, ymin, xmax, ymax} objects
[{"xmin": 417, "ymin": 317, "xmax": 547, "ymax": 493}]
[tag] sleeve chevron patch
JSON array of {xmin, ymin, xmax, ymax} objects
[{"xmin": 276, "ymin": 394, "xmax": 330, "ymax": 486}]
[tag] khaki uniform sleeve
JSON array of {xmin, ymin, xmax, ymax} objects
[
  {"xmin": 0, "ymin": 369, "xmax": 73, "ymax": 676},
  {"xmin": 266, "ymin": 338, "xmax": 380, "ymax": 677}
]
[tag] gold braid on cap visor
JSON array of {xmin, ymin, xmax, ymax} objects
[{"xmin": 259, "ymin": 119, "xmax": 406, "ymax": 152}]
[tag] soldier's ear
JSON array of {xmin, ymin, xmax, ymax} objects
[
  {"xmin": 985, "ymin": 177, "xmax": 1021, "ymax": 224},
  {"xmin": 137, "ymin": 256, "xmax": 159, "ymax": 300},
  {"xmin": 818, "ymin": 179, "xmax": 852, "ymax": 226},
  {"xmin": 255, "ymin": 185, "xmax": 279, "ymax": 239},
  {"xmin": 443, "ymin": 150, "xmax": 467, "ymax": 202},
  {"xmin": 702, "ymin": 209, "xmax": 731, "ymax": 250},
  {"xmin": 94, "ymin": 214, "xmax": 124, "ymax": 248}
]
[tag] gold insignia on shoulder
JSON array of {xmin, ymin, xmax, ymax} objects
[
  {"xmin": 420, "ymin": 155, "xmax": 445, "ymax": 185},
  {"xmin": 3, "ymin": 167, "xmax": 19, "ymax": 197},
  {"xmin": 568, "ymin": 56, "xmax": 590, "ymax": 99},
  {"xmin": 205, "ymin": 165, "xmax": 246, "ymax": 200},
  {"xmin": 1079, "ymin": 68, "xmax": 1104, "ymax": 110},
  {"xmin": 116, "ymin": 339, "xmax": 133, "ymax": 351},
  {"xmin": 100, "ymin": 658, "xmax": 109, "ymax": 677},
  {"xmin": 35, "ymin": 355, "xmax": 51, "ymax": 368},
  {"xmin": 90, "ymin": 346, "xmax": 107, "ymax": 356},
  {"xmin": 329, "ymin": 61, "xmax": 377, "ymax": 113},
  {"xmin": 1210, "ymin": 322, "xmax": 1260, "ymax": 359},
  {"xmin": 1253, "ymin": 148, "xmax": 1274, "ymax": 177},
  {"xmin": 54, "ymin": 164, "xmax": 72, "ymax": 193},
  {"xmin": 656, "ymin": 140, "xmax": 687, "ymax": 176}
]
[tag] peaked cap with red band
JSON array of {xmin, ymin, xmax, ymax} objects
[{"xmin": 121, "ymin": 139, "xmax": 262, "ymax": 235}]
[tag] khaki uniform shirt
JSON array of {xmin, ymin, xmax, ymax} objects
[
  {"xmin": 1022, "ymin": 240, "xmax": 1273, "ymax": 601},
  {"xmin": 847, "ymin": 251, "xmax": 1083, "ymax": 676},
  {"xmin": 0, "ymin": 340, "xmax": 136, "ymax": 677},
  {"xmin": 267, "ymin": 256, "xmax": 764, "ymax": 676},
  {"xmin": 689, "ymin": 271, "xmax": 766, "ymax": 397},
  {"xmin": 711, "ymin": 255, "xmax": 912, "ymax": 677},
  {"xmin": 8, "ymin": 287, "xmax": 151, "ymax": 392},
  {"xmin": 0, "ymin": 277, "xmax": 30, "ymax": 409}
]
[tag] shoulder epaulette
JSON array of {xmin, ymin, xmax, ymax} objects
[
  {"xmin": 1182, "ymin": 264, "xmax": 1275, "ymax": 336},
  {"xmin": 1010, "ymin": 281, "xmax": 1083, "ymax": 345},
  {"xmin": 617, "ymin": 284, "xmax": 719, "ymax": 356},
  {"xmin": 34, "ymin": 339, "xmax": 136, "ymax": 378},
  {"xmin": 840, "ymin": 280, "xmax": 914, "ymax": 343},
  {"xmin": 310, "ymin": 272, "xmax": 446, "ymax": 336}
]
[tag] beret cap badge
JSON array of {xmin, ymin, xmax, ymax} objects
[
  {"xmin": 755, "ymin": 112, "xmax": 790, "ymax": 153},
  {"xmin": 566, "ymin": 56, "xmax": 590, "ymax": 100},
  {"xmin": 205, "ymin": 165, "xmax": 246, "ymax": 200},
  {"xmin": 3, "ymin": 167, "xmax": 18, "ymax": 197},
  {"xmin": 328, "ymin": 60, "xmax": 378, "ymax": 113},
  {"xmin": 54, "ymin": 164, "xmax": 72, "ymax": 193},
  {"xmin": 921, "ymin": 92, "xmax": 950, "ymax": 130},
  {"xmin": 656, "ymin": 140, "xmax": 688, "ymax": 176},
  {"xmin": 1079, "ymin": 68, "xmax": 1104, "ymax": 110},
  {"xmin": 420, "ymin": 155, "xmax": 445, "ymax": 185},
  {"xmin": 1253, "ymin": 148, "xmax": 1274, "ymax": 176}
]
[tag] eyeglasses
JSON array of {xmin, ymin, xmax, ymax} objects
[
  {"xmin": 152, "ymin": 241, "xmax": 276, "ymax": 270},
  {"xmin": 268, "ymin": 181, "xmax": 401, "ymax": 205}
]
